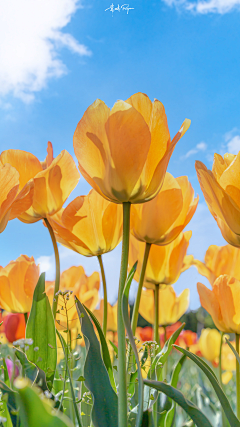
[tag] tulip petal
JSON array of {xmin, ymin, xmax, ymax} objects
[
  {"xmin": 197, "ymin": 282, "xmax": 226, "ymax": 331},
  {"xmin": 0, "ymin": 150, "xmax": 42, "ymax": 190},
  {"xmin": 0, "ymin": 163, "xmax": 19, "ymax": 232},
  {"xmin": 9, "ymin": 181, "xmax": 34, "ymax": 220},
  {"xmin": 196, "ymin": 160, "xmax": 240, "ymax": 235},
  {"xmin": 105, "ymin": 101, "xmax": 151, "ymax": 199},
  {"xmin": 219, "ymin": 152, "xmax": 240, "ymax": 210},
  {"xmin": 212, "ymin": 153, "xmax": 235, "ymax": 181}
]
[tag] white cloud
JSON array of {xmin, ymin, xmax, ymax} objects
[
  {"xmin": 36, "ymin": 255, "xmax": 55, "ymax": 277},
  {"xmin": 162, "ymin": 0, "xmax": 240, "ymax": 14},
  {"xmin": 181, "ymin": 141, "xmax": 207, "ymax": 160},
  {"xmin": 0, "ymin": 0, "xmax": 91, "ymax": 102},
  {"xmin": 227, "ymin": 135, "xmax": 240, "ymax": 154}
]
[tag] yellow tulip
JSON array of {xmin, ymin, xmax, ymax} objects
[
  {"xmin": 0, "ymin": 142, "xmax": 80, "ymax": 224},
  {"xmin": 196, "ymin": 154, "xmax": 240, "ymax": 247},
  {"xmin": 0, "ymin": 162, "xmax": 34, "ymax": 233},
  {"xmin": 198, "ymin": 328, "xmax": 221, "ymax": 362},
  {"xmin": 48, "ymin": 189, "xmax": 123, "ymax": 256},
  {"xmin": 139, "ymin": 286, "xmax": 189, "ymax": 326},
  {"xmin": 221, "ymin": 340, "xmax": 236, "ymax": 372},
  {"xmin": 192, "ymin": 244, "xmax": 240, "ymax": 286},
  {"xmin": 46, "ymin": 266, "xmax": 100, "ymax": 330},
  {"xmin": 73, "ymin": 92, "xmax": 190, "ymax": 204},
  {"xmin": 129, "ymin": 231, "xmax": 192, "ymax": 288},
  {"xmin": 0, "ymin": 255, "xmax": 39, "ymax": 313},
  {"xmin": 198, "ymin": 274, "xmax": 240, "ymax": 333},
  {"xmin": 131, "ymin": 173, "xmax": 198, "ymax": 245},
  {"xmin": 93, "ymin": 300, "xmax": 117, "ymax": 332}
]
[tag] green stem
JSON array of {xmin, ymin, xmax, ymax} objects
[
  {"xmin": 131, "ymin": 242, "xmax": 151, "ymax": 335},
  {"xmin": 236, "ymin": 333, "xmax": 240, "ymax": 420},
  {"xmin": 163, "ymin": 325, "xmax": 168, "ymax": 379},
  {"xmin": 24, "ymin": 313, "xmax": 28, "ymax": 327},
  {"xmin": 219, "ymin": 332, "xmax": 227, "ymax": 427},
  {"xmin": 154, "ymin": 285, "xmax": 160, "ymax": 347},
  {"xmin": 98, "ymin": 255, "xmax": 107, "ymax": 336},
  {"xmin": 117, "ymin": 202, "xmax": 131, "ymax": 427},
  {"xmin": 44, "ymin": 218, "xmax": 60, "ymax": 320},
  {"xmin": 153, "ymin": 285, "xmax": 160, "ymax": 427}
]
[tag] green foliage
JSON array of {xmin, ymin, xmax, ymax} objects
[
  {"xmin": 76, "ymin": 298, "xmax": 118, "ymax": 427},
  {"xmin": 175, "ymin": 346, "xmax": 240, "ymax": 427},
  {"xmin": 26, "ymin": 273, "xmax": 57, "ymax": 390},
  {"xmin": 15, "ymin": 378, "xmax": 73, "ymax": 427},
  {"xmin": 83, "ymin": 304, "xmax": 117, "ymax": 393},
  {"xmin": 144, "ymin": 378, "xmax": 214, "ymax": 427},
  {"xmin": 122, "ymin": 262, "xmax": 144, "ymax": 427}
]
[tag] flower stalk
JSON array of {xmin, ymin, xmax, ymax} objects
[
  {"xmin": 44, "ymin": 218, "xmax": 60, "ymax": 319},
  {"xmin": 98, "ymin": 255, "xmax": 108, "ymax": 336},
  {"xmin": 236, "ymin": 333, "xmax": 240, "ymax": 420},
  {"xmin": 131, "ymin": 242, "xmax": 151, "ymax": 335},
  {"xmin": 117, "ymin": 202, "xmax": 131, "ymax": 427}
]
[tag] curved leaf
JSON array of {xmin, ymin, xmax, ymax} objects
[
  {"xmin": 164, "ymin": 355, "xmax": 186, "ymax": 427},
  {"xmin": 15, "ymin": 379, "xmax": 73, "ymax": 427},
  {"xmin": 122, "ymin": 261, "xmax": 144, "ymax": 427},
  {"xmin": 225, "ymin": 338, "xmax": 240, "ymax": 365},
  {"xmin": 76, "ymin": 298, "xmax": 118, "ymax": 427},
  {"xmin": 83, "ymin": 304, "xmax": 117, "ymax": 393},
  {"xmin": 174, "ymin": 345, "xmax": 240, "ymax": 427},
  {"xmin": 144, "ymin": 379, "xmax": 213, "ymax": 427},
  {"xmin": 26, "ymin": 273, "xmax": 57, "ymax": 390}
]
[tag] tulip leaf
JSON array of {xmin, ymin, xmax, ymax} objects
[
  {"xmin": 83, "ymin": 304, "xmax": 117, "ymax": 393},
  {"xmin": 122, "ymin": 261, "xmax": 144, "ymax": 427},
  {"xmin": 1, "ymin": 401, "xmax": 13, "ymax": 427},
  {"xmin": 163, "ymin": 354, "xmax": 186, "ymax": 427},
  {"xmin": 2, "ymin": 359, "xmax": 10, "ymax": 388},
  {"xmin": 0, "ymin": 381, "xmax": 19, "ymax": 427},
  {"xmin": 26, "ymin": 273, "xmax": 57, "ymax": 390},
  {"xmin": 75, "ymin": 298, "xmax": 118, "ymax": 427},
  {"xmin": 174, "ymin": 345, "xmax": 240, "ymax": 427},
  {"xmin": 143, "ymin": 379, "xmax": 213, "ymax": 427},
  {"xmin": 15, "ymin": 349, "xmax": 39, "ymax": 384},
  {"xmin": 14, "ymin": 379, "xmax": 73, "ymax": 427},
  {"xmin": 225, "ymin": 338, "xmax": 240, "ymax": 365}
]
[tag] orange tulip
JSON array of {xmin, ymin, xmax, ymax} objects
[
  {"xmin": 139, "ymin": 286, "xmax": 189, "ymax": 326},
  {"xmin": 3, "ymin": 313, "xmax": 26, "ymax": 343},
  {"xmin": 131, "ymin": 173, "xmax": 198, "ymax": 245},
  {"xmin": 0, "ymin": 255, "xmax": 39, "ymax": 313},
  {"xmin": 129, "ymin": 231, "xmax": 193, "ymax": 288},
  {"xmin": 73, "ymin": 92, "xmax": 190, "ymax": 204},
  {"xmin": 198, "ymin": 274, "xmax": 240, "ymax": 333},
  {"xmin": 192, "ymin": 244, "xmax": 240, "ymax": 286},
  {"xmin": 0, "ymin": 162, "xmax": 34, "ymax": 232},
  {"xmin": 0, "ymin": 142, "xmax": 80, "ymax": 224},
  {"xmin": 94, "ymin": 300, "xmax": 117, "ymax": 332},
  {"xmin": 196, "ymin": 154, "xmax": 240, "ymax": 247},
  {"xmin": 46, "ymin": 265, "xmax": 100, "ymax": 330},
  {"xmin": 48, "ymin": 189, "xmax": 123, "ymax": 257}
]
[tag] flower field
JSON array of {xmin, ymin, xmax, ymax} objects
[{"xmin": 0, "ymin": 92, "xmax": 239, "ymax": 427}]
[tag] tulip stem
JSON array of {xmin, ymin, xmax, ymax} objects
[
  {"xmin": 131, "ymin": 242, "xmax": 151, "ymax": 335},
  {"xmin": 44, "ymin": 218, "xmax": 60, "ymax": 320},
  {"xmin": 118, "ymin": 202, "xmax": 131, "ymax": 427},
  {"xmin": 219, "ymin": 332, "xmax": 227, "ymax": 427},
  {"xmin": 97, "ymin": 255, "xmax": 107, "ymax": 336},
  {"xmin": 24, "ymin": 313, "xmax": 28, "ymax": 327},
  {"xmin": 154, "ymin": 285, "xmax": 160, "ymax": 348},
  {"xmin": 236, "ymin": 333, "xmax": 240, "ymax": 420}
]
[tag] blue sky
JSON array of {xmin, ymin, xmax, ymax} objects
[{"xmin": 1, "ymin": 0, "xmax": 240, "ymax": 310}]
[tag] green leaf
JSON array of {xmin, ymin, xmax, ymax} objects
[
  {"xmin": 2, "ymin": 359, "xmax": 10, "ymax": 388},
  {"xmin": 122, "ymin": 261, "xmax": 144, "ymax": 427},
  {"xmin": 164, "ymin": 354, "xmax": 186, "ymax": 427},
  {"xmin": 76, "ymin": 298, "xmax": 118, "ymax": 427},
  {"xmin": 174, "ymin": 345, "xmax": 240, "ymax": 427},
  {"xmin": 1, "ymin": 401, "xmax": 13, "ymax": 427},
  {"xmin": 57, "ymin": 331, "xmax": 82, "ymax": 427},
  {"xmin": 14, "ymin": 379, "xmax": 73, "ymax": 427},
  {"xmin": 0, "ymin": 381, "xmax": 18, "ymax": 427},
  {"xmin": 225, "ymin": 338, "xmax": 240, "ymax": 365},
  {"xmin": 144, "ymin": 379, "xmax": 213, "ymax": 427},
  {"xmin": 26, "ymin": 273, "xmax": 57, "ymax": 390},
  {"xmin": 15, "ymin": 349, "xmax": 38, "ymax": 384},
  {"xmin": 108, "ymin": 340, "xmax": 118, "ymax": 357},
  {"xmin": 83, "ymin": 304, "xmax": 117, "ymax": 393}
]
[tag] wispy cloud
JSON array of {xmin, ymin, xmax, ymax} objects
[
  {"xmin": 181, "ymin": 141, "xmax": 207, "ymax": 160},
  {"xmin": 162, "ymin": 0, "xmax": 240, "ymax": 14},
  {"xmin": 223, "ymin": 128, "xmax": 240, "ymax": 154},
  {"xmin": 0, "ymin": 0, "xmax": 91, "ymax": 103}
]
